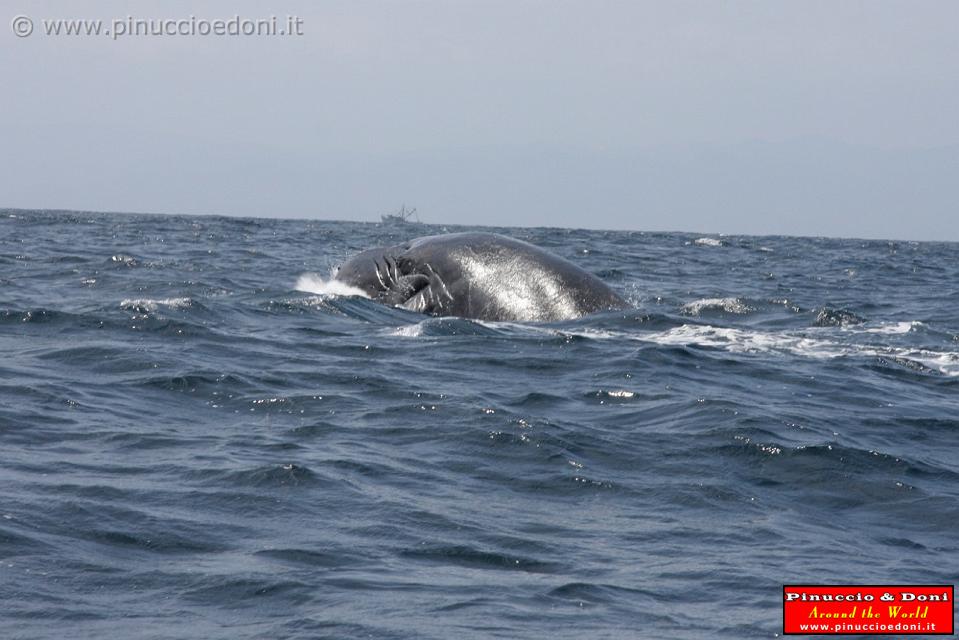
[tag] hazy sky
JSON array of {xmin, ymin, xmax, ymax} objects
[{"xmin": 3, "ymin": 0, "xmax": 957, "ymax": 240}]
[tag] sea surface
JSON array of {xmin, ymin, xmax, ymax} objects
[{"xmin": 2, "ymin": 209, "xmax": 957, "ymax": 639}]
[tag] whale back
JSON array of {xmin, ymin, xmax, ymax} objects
[{"xmin": 335, "ymin": 232, "xmax": 627, "ymax": 322}]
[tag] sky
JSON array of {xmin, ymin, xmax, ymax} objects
[{"xmin": 2, "ymin": 0, "xmax": 957, "ymax": 240}]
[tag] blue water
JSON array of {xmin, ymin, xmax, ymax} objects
[{"xmin": 2, "ymin": 209, "xmax": 957, "ymax": 639}]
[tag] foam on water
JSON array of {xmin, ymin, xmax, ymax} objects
[
  {"xmin": 641, "ymin": 324, "xmax": 958, "ymax": 376},
  {"xmin": 859, "ymin": 320, "xmax": 923, "ymax": 334},
  {"xmin": 564, "ymin": 323, "xmax": 959, "ymax": 376},
  {"xmin": 396, "ymin": 312, "xmax": 959, "ymax": 376}
]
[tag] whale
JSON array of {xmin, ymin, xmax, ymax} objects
[{"xmin": 334, "ymin": 232, "xmax": 628, "ymax": 322}]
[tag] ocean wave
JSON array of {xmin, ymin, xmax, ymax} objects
[
  {"xmin": 690, "ymin": 237, "xmax": 725, "ymax": 247},
  {"xmin": 681, "ymin": 297, "xmax": 754, "ymax": 316},
  {"xmin": 119, "ymin": 297, "xmax": 193, "ymax": 313},
  {"xmin": 390, "ymin": 317, "xmax": 507, "ymax": 337},
  {"xmin": 636, "ymin": 324, "xmax": 959, "ymax": 376},
  {"xmin": 558, "ymin": 322, "xmax": 959, "ymax": 376},
  {"xmin": 813, "ymin": 307, "xmax": 866, "ymax": 327},
  {"xmin": 400, "ymin": 544, "xmax": 562, "ymax": 573}
]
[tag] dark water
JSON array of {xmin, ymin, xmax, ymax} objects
[{"xmin": 2, "ymin": 209, "xmax": 957, "ymax": 639}]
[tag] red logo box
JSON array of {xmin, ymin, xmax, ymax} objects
[{"xmin": 783, "ymin": 585, "xmax": 954, "ymax": 635}]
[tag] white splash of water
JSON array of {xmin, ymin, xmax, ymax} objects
[
  {"xmin": 390, "ymin": 324, "xmax": 425, "ymax": 337},
  {"xmin": 294, "ymin": 273, "xmax": 369, "ymax": 298},
  {"xmin": 120, "ymin": 297, "xmax": 192, "ymax": 312},
  {"xmin": 681, "ymin": 297, "xmax": 753, "ymax": 315},
  {"xmin": 692, "ymin": 237, "xmax": 724, "ymax": 247}
]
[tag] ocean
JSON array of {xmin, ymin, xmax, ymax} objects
[{"xmin": 2, "ymin": 209, "xmax": 957, "ymax": 639}]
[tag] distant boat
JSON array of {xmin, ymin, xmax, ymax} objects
[{"xmin": 381, "ymin": 205, "xmax": 420, "ymax": 224}]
